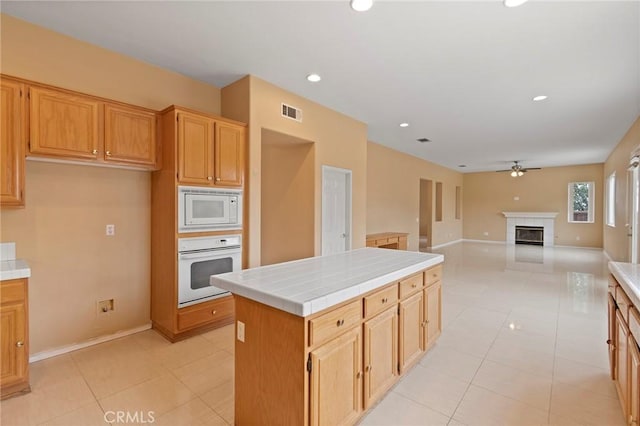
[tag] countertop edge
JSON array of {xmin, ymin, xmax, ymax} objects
[
  {"xmin": 0, "ymin": 259, "xmax": 31, "ymax": 281},
  {"xmin": 609, "ymin": 262, "xmax": 640, "ymax": 309},
  {"xmin": 213, "ymin": 254, "xmax": 444, "ymax": 317}
]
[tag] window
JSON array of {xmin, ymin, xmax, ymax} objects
[
  {"xmin": 568, "ymin": 182, "xmax": 594, "ymax": 223},
  {"xmin": 606, "ymin": 172, "xmax": 616, "ymax": 227}
]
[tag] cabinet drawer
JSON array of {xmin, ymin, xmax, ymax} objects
[
  {"xmin": 616, "ymin": 286, "xmax": 633, "ymax": 322},
  {"xmin": 387, "ymin": 237, "xmax": 399, "ymax": 245},
  {"xmin": 177, "ymin": 297, "xmax": 234, "ymax": 331},
  {"xmin": 364, "ymin": 285, "xmax": 398, "ymax": 319},
  {"xmin": 399, "ymin": 273, "xmax": 423, "ymax": 299},
  {"xmin": 630, "ymin": 308, "xmax": 640, "ymax": 341},
  {"xmin": 376, "ymin": 238, "xmax": 388, "ymax": 246},
  {"xmin": 425, "ymin": 265, "xmax": 442, "ymax": 286},
  {"xmin": 1, "ymin": 279, "xmax": 26, "ymax": 304},
  {"xmin": 366, "ymin": 240, "xmax": 376, "ymax": 248},
  {"xmin": 309, "ymin": 300, "xmax": 361, "ymax": 347},
  {"xmin": 608, "ymin": 275, "xmax": 619, "ymax": 295}
]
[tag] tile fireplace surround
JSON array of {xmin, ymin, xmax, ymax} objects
[{"xmin": 502, "ymin": 212, "xmax": 558, "ymax": 247}]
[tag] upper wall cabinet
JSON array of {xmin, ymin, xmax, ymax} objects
[
  {"xmin": 26, "ymin": 83, "xmax": 159, "ymax": 170},
  {"xmin": 0, "ymin": 78, "xmax": 26, "ymax": 207},
  {"xmin": 175, "ymin": 109, "xmax": 244, "ymax": 188},
  {"xmin": 29, "ymin": 87, "xmax": 101, "ymax": 160},
  {"xmin": 104, "ymin": 103, "xmax": 157, "ymax": 168}
]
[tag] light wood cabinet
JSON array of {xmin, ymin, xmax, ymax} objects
[
  {"xmin": 29, "ymin": 86, "xmax": 101, "ymax": 160},
  {"xmin": 176, "ymin": 111, "xmax": 245, "ymax": 188},
  {"xmin": 399, "ymin": 291, "xmax": 424, "ymax": 373},
  {"xmin": 616, "ymin": 309, "xmax": 630, "ymax": 413},
  {"xmin": 104, "ymin": 104, "xmax": 157, "ymax": 167},
  {"xmin": 310, "ymin": 326, "xmax": 362, "ymax": 426},
  {"xmin": 0, "ymin": 79, "xmax": 25, "ymax": 207},
  {"xmin": 1, "ymin": 278, "xmax": 29, "ymax": 399},
  {"xmin": 365, "ymin": 232, "xmax": 408, "ymax": 250},
  {"xmin": 609, "ymin": 293, "xmax": 618, "ymax": 379},
  {"xmin": 630, "ymin": 336, "xmax": 639, "ymax": 426},
  {"xmin": 424, "ymin": 281, "xmax": 442, "ymax": 350},
  {"xmin": 363, "ymin": 307, "xmax": 398, "ymax": 409}
]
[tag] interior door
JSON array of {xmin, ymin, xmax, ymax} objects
[{"xmin": 322, "ymin": 166, "xmax": 352, "ymax": 256}]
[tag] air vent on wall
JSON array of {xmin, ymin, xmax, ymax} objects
[
  {"xmin": 281, "ymin": 103, "xmax": 303, "ymax": 122},
  {"xmin": 417, "ymin": 138, "xmax": 431, "ymax": 143}
]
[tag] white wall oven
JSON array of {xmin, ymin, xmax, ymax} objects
[
  {"xmin": 177, "ymin": 235, "xmax": 241, "ymax": 307},
  {"xmin": 178, "ymin": 186, "xmax": 242, "ymax": 233}
]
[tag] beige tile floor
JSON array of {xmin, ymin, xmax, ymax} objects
[{"xmin": 0, "ymin": 242, "xmax": 626, "ymax": 425}]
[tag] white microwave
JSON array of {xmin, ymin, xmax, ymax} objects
[{"xmin": 178, "ymin": 186, "xmax": 242, "ymax": 233}]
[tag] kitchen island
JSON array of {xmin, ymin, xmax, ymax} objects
[{"xmin": 211, "ymin": 247, "xmax": 444, "ymax": 425}]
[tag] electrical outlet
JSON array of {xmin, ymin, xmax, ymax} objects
[
  {"xmin": 483, "ymin": 231, "xmax": 489, "ymax": 236},
  {"xmin": 514, "ymin": 196, "xmax": 520, "ymax": 201},
  {"xmin": 106, "ymin": 224, "xmax": 115, "ymax": 236},
  {"xmin": 97, "ymin": 299, "xmax": 114, "ymax": 314},
  {"xmin": 576, "ymin": 236, "xmax": 581, "ymax": 241},
  {"xmin": 237, "ymin": 321, "xmax": 245, "ymax": 342}
]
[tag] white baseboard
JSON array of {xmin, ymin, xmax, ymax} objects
[
  {"xmin": 603, "ymin": 250, "xmax": 612, "ymax": 260},
  {"xmin": 461, "ymin": 239, "xmax": 506, "ymax": 245},
  {"xmin": 553, "ymin": 245, "xmax": 604, "ymax": 250},
  {"xmin": 431, "ymin": 239, "xmax": 464, "ymax": 249},
  {"xmin": 29, "ymin": 323, "xmax": 152, "ymax": 363}
]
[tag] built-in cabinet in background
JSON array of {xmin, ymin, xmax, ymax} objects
[
  {"xmin": 0, "ymin": 78, "xmax": 26, "ymax": 207},
  {"xmin": 608, "ymin": 275, "xmax": 640, "ymax": 426},
  {"xmin": 0, "ymin": 278, "xmax": 29, "ymax": 399},
  {"xmin": 234, "ymin": 263, "xmax": 443, "ymax": 426},
  {"xmin": 150, "ymin": 106, "xmax": 246, "ymax": 342}
]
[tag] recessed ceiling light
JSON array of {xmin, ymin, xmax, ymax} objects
[
  {"xmin": 399, "ymin": 123, "xmax": 409, "ymax": 128},
  {"xmin": 532, "ymin": 95, "xmax": 548, "ymax": 101},
  {"xmin": 350, "ymin": 0, "xmax": 373, "ymax": 12},
  {"xmin": 504, "ymin": 0, "xmax": 529, "ymax": 7},
  {"xmin": 306, "ymin": 74, "xmax": 321, "ymax": 83}
]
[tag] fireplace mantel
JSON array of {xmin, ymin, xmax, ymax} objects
[
  {"xmin": 502, "ymin": 212, "xmax": 558, "ymax": 246},
  {"xmin": 502, "ymin": 212, "xmax": 559, "ymax": 219}
]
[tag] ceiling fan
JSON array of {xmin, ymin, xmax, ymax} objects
[{"xmin": 496, "ymin": 161, "xmax": 541, "ymax": 177}]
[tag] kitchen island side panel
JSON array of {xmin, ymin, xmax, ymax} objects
[{"xmin": 234, "ymin": 295, "xmax": 308, "ymax": 425}]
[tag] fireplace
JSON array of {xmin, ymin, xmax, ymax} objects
[
  {"xmin": 502, "ymin": 212, "xmax": 558, "ymax": 247},
  {"xmin": 515, "ymin": 226, "xmax": 544, "ymax": 246}
]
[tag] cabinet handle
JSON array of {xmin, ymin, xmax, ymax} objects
[
  {"xmin": 382, "ymin": 298, "xmax": 388, "ymax": 304},
  {"xmin": 336, "ymin": 319, "xmax": 345, "ymax": 327},
  {"xmin": 356, "ymin": 371, "xmax": 362, "ymax": 379},
  {"xmin": 412, "ymin": 283, "xmax": 417, "ymax": 288},
  {"xmin": 365, "ymin": 365, "xmax": 371, "ymax": 372},
  {"xmin": 106, "ymin": 151, "xmax": 111, "ymax": 156},
  {"xmin": 211, "ymin": 310, "xmax": 217, "ymax": 315},
  {"xmin": 207, "ymin": 176, "xmax": 213, "ymax": 181},
  {"xmin": 92, "ymin": 149, "xmax": 98, "ymax": 155},
  {"xmin": 216, "ymin": 177, "xmax": 221, "ymax": 182},
  {"xmin": 16, "ymin": 341, "xmax": 24, "ymax": 348},
  {"xmin": 607, "ymin": 339, "xmax": 612, "ymax": 345}
]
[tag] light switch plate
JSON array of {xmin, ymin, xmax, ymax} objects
[{"xmin": 237, "ymin": 321, "xmax": 245, "ymax": 342}]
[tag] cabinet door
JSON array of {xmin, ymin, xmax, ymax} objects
[
  {"xmin": 609, "ymin": 293, "xmax": 618, "ymax": 380},
  {"xmin": 363, "ymin": 307, "xmax": 398, "ymax": 409},
  {"xmin": 0, "ymin": 79, "xmax": 25, "ymax": 207},
  {"xmin": 630, "ymin": 338, "xmax": 639, "ymax": 426},
  {"xmin": 399, "ymin": 291, "xmax": 424, "ymax": 373},
  {"xmin": 214, "ymin": 122, "xmax": 244, "ymax": 187},
  {"xmin": 310, "ymin": 326, "xmax": 362, "ymax": 426},
  {"xmin": 424, "ymin": 281, "xmax": 442, "ymax": 350},
  {"xmin": 178, "ymin": 112, "xmax": 214, "ymax": 185},
  {"xmin": 29, "ymin": 87, "xmax": 100, "ymax": 160},
  {"xmin": 0, "ymin": 302, "xmax": 27, "ymax": 388},
  {"xmin": 104, "ymin": 104, "xmax": 157, "ymax": 168},
  {"xmin": 616, "ymin": 309, "xmax": 630, "ymax": 416}
]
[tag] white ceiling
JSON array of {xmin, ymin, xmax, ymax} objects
[{"xmin": 2, "ymin": 0, "xmax": 639, "ymax": 172}]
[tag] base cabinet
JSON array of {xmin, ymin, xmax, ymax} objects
[
  {"xmin": 424, "ymin": 281, "xmax": 442, "ymax": 349},
  {"xmin": 630, "ymin": 338, "xmax": 639, "ymax": 426},
  {"xmin": 0, "ymin": 278, "xmax": 29, "ymax": 399},
  {"xmin": 399, "ymin": 290, "xmax": 424, "ymax": 373},
  {"xmin": 310, "ymin": 327, "xmax": 362, "ymax": 426},
  {"xmin": 363, "ymin": 307, "xmax": 398, "ymax": 409}
]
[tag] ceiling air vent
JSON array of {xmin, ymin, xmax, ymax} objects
[
  {"xmin": 417, "ymin": 138, "xmax": 431, "ymax": 143},
  {"xmin": 281, "ymin": 103, "xmax": 303, "ymax": 122}
]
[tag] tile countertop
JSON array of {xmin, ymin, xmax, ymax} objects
[
  {"xmin": 211, "ymin": 247, "xmax": 444, "ymax": 317},
  {"xmin": 0, "ymin": 259, "xmax": 31, "ymax": 281},
  {"xmin": 609, "ymin": 262, "xmax": 640, "ymax": 308}
]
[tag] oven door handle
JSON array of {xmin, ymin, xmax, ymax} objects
[{"xmin": 179, "ymin": 249, "xmax": 241, "ymax": 260}]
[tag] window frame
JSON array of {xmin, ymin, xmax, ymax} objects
[
  {"xmin": 567, "ymin": 181, "xmax": 595, "ymax": 224},
  {"xmin": 606, "ymin": 172, "xmax": 616, "ymax": 227}
]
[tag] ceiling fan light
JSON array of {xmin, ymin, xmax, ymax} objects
[
  {"xmin": 350, "ymin": 0, "xmax": 373, "ymax": 12},
  {"xmin": 504, "ymin": 0, "xmax": 529, "ymax": 7},
  {"xmin": 511, "ymin": 171, "xmax": 518, "ymax": 177},
  {"xmin": 517, "ymin": 171, "xmax": 524, "ymax": 176}
]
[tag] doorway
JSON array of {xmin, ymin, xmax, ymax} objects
[
  {"xmin": 629, "ymin": 154, "xmax": 639, "ymax": 263},
  {"xmin": 321, "ymin": 166, "xmax": 352, "ymax": 255},
  {"xmin": 261, "ymin": 129, "xmax": 315, "ymax": 266},
  {"xmin": 419, "ymin": 179, "xmax": 433, "ymax": 249}
]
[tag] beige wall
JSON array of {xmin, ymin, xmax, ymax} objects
[
  {"xmin": 222, "ymin": 76, "xmax": 368, "ymax": 267},
  {"xmin": 0, "ymin": 15, "xmax": 221, "ymax": 354},
  {"xmin": 261, "ymin": 132, "xmax": 315, "ymax": 265},
  {"xmin": 463, "ymin": 163, "xmax": 604, "ymax": 248},
  {"xmin": 604, "ymin": 117, "xmax": 640, "ymax": 261},
  {"xmin": 366, "ymin": 142, "xmax": 464, "ymax": 250}
]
